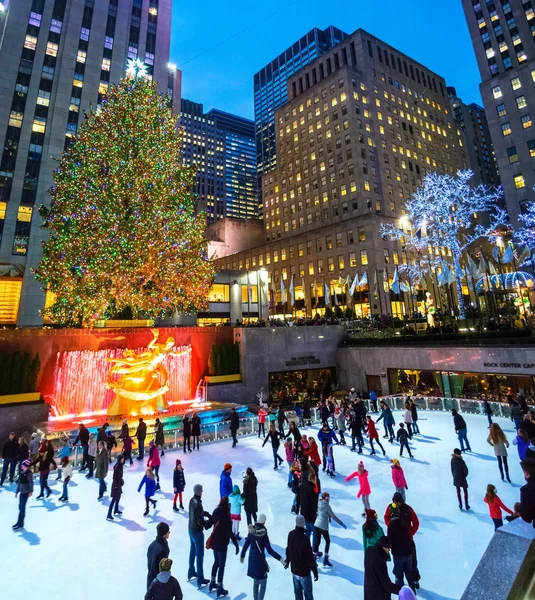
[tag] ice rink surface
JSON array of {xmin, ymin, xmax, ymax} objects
[{"xmin": 0, "ymin": 410, "xmax": 526, "ymax": 599}]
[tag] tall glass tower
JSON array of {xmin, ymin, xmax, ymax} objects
[{"xmin": 253, "ymin": 25, "xmax": 348, "ymax": 215}]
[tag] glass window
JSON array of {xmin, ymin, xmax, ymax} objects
[
  {"xmin": 360, "ymin": 250, "xmax": 368, "ymax": 265},
  {"xmin": 501, "ymin": 122, "xmax": 512, "ymax": 136},
  {"xmin": 528, "ymin": 139, "xmax": 535, "ymax": 158},
  {"xmin": 492, "ymin": 85, "xmax": 502, "ymax": 99},
  {"xmin": 358, "ymin": 228, "xmax": 366, "ymax": 242},
  {"xmin": 8, "ymin": 111, "xmax": 23, "ymax": 128},
  {"xmin": 347, "ymin": 229, "xmax": 354, "ymax": 244},
  {"xmin": 507, "ymin": 146, "xmax": 518, "ymax": 163},
  {"xmin": 496, "ymin": 103, "xmax": 507, "ymax": 117},
  {"xmin": 511, "ymin": 77, "xmax": 522, "ymax": 90},
  {"xmin": 77, "ymin": 50, "xmax": 86, "ymax": 64},
  {"xmin": 338, "ymin": 255, "xmax": 345, "ymax": 270},
  {"xmin": 516, "ymin": 95, "xmax": 527, "ymax": 109},
  {"xmin": 17, "ymin": 206, "xmax": 32, "ymax": 222},
  {"xmin": 208, "ymin": 284, "xmax": 230, "ymax": 303},
  {"xmin": 349, "ymin": 252, "xmax": 356, "ymax": 267},
  {"xmin": 241, "ymin": 286, "xmax": 258, "ymax": 303},
  {"xmin": 336, "ymin": 232, "xmax": 343, "ymax": 247},
  {"xmin": 522, "ymin": 114, "xmax": 532, "ymax": 129},
  {"xmin": 328, "ymin": 257, "xmax": 335, "ymax": 272},
  {"xmin": 24, "ymin": 35, "xmax": 37, "ymax": 50},
  {"xmin": 514, "ymin": 174, "xmax": 525, "ymax": 189},
  {"xmin": 308, "ymin": 261, "xmax": 314, "ymax": 275},
  {"xmin": 32, "ymin": 117, "xmax": 46, "ymax": 133},
  {"xmin": 46, "ymin": 42, "xmax": 58, "ymax": 57}
]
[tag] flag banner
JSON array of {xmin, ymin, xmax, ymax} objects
[
  {"xmin": 383, "ymin": 269, "xmax": 390, "ymax": 292},
  {"xmin": 359, "ymin": 271, "xmax": 368, "ymax": 288},
  {"xmin": 313, "ymin": 278, "xmax": 318, "ymax": 302},
  {"xmin": 349, "ymin": 272, "xmax": 360, "ymax": 296},
  {"xmin": 517, "ymin": 245, "xmax": 531, "ymax": 265},
  {"xmin": 391, "ymin": 268, "xmax": 400, "ymax": 294},
  {"xmin": 492, "ymin": 246, "xmax": 500, "ymax": 262},
  {"xmin": 479, "ymin": 254, "xmax": 487, "ymax": 274},
  {"xmin": 467, "ymin": 254, "xmax": 480, "ymax": 279},
  {"xmin": 289, "ymin": 274, "xmax": 295, "ymax": 307},
  {"xmin": 345, "ymin": 274, "xmax": 351, "ymax": 287},
  {"xmin": 281, "ymin": 277, "xmax": 287, "ymax": 304},
  {"xmin": 502, "ymin": 245, "xmax": 514, "ymax": 264},
  {"xmin": 332, "ymin": 285, "xmax": 338, "ymax": 306},
  {"xmin": 373, "ymin": 271, "xmax": 379, "ymax": 298},
  {"xmin": 302, "ymin": 277, "xmax": 306, "ymax": 303},
  {"xmin": 324, "ymin": 280, "xmax": 331, "ymax": 306}
]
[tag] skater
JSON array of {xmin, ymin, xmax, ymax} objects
[
  {"xmin": 219, "ymin": 463, "xmax": 233, "ymax": 498},
  {"xmin": 520, "ymin": 459, "xmax": 535, "ymax": 525},
  {"xmin": 451, "ymin": 448, "xmax": 470, "ymax": 511},
  {"xmin": 230, "ymin": 484, "xmax": 245, "ymax": 540},
  {"xmin": 362, "ymin": 509, "xmax": 385, "ymax": 551},
  {"xmin": 325, "ymin": 444, "xmax": 336, "ymax": 478},
  {"xmin": 285, "ymin": 515, "xmax": 319, "ymax": 600},
  {"xmin": 303, "ymin": 398, "xmax": 312, "ymax": 426},
  {"xmin": 336, "ymin": 408, "xmax": 347, "ymax": 445},
  {"xmin": 346, "ymin": 461, "xmax": 372, "ymax": 515},
  {"xmin": 85, "ymin": 432, "xmax": 97, "ymax": 478},
  {"xmin": 511, "ymin": 401, "xmax": 523, "ymax": 431},
  {"xmin": 95, "ymin": 441, "xmax": 109, "ymax": 499},
  {"xmin": 17, "ymin": 436, "xmax": 29, "ymax": 468},
  {"xmin": 262, "ymin": 424, "xmax": 283, "ymax": 469},
  {"xmin": 285, "ymin": 439, "xmax": 296, "ymax": 486},
  {"xmin": 482, "ymin": 397, "xmax": 493, "ymax": 428},
  {"xmin": 397, "ymin": 423, "xmax": 413, "ymax": 458},
  {"xmin": 106, "ymin": 429, "xmax": 117, "ymax": 463},
  {"xmin": 229, "ymin": 408, "xmax": 240, "ymax": 447},
  {"xmin": 287, "ymin": 421, "xmax": 302, "ymax": 446},
  {"xmin": 391, "ymin": 459, "xmax": 408, "ymax": 501},
  {"xmin": 31, "ymin": 444, "xmax": 57, "ymax": 499},
  {"xmin": 107, "ymin": 454, "xmax": 125, "ymax": 520},
  {"xmin": 290, "ymin": 461, "xmax": 302, "ymax": 513},
  {"xmin": 139, "ymin": 467, "xmax": 158, "ymax": 516},
  {"xmin": 403, "ymin": 402, "xmax": 414, "ymax": 438},
  {"xmin": 97, "ymin": 422, "xmax": 109, "ymax": 443},
  {"xmin": 56, "ymin": 436, "xmax": 70, "ymax": 481},
  {"xmin": 317, "ymin": 423, "xmax": 339, "ymax": 472},
  {"xmin": 29, "ymin": 433, "xmax": 40, "ymax": 473},
  {"xmin": 305, "ymin": 438, "xmax": 322, "ymax": 467},
  {"xmin": 299, "ymin": 470, "xmax": 319, "ymax": 538},
  {"xmin": 155, "ymin": 418, "xmax": 165, "ymax": 456},
  {"xmin": 122, "ymin": 431, "xmax": 134, "ymax": 465},
  {"xmin": 377, "ymin": 401, "xmax": 395, "ymax": 442},
  {"xmin": 173, "ymin": 459, "xmax": 186, "ymax": 512},
  {"xmin": 73, "ymin": 423, "xmax": 90, "ymax": 471},
  {"xmin": 363, "ymin": 536, "xmax": 401, "ymax": 600},
  {"xmin": 145, "ymin": 557, "xmax": 183, "ymax": 600},
  {"xmin": 369, "ymin": 388, "xmax": 378, "ymax": 413},
  {"xmin": 58, "ymin": 456, "xmax": 72, "ymax": 502},
  {"xmin": 13, "ymin": 459, "xmax": 33, "ymax": 531},
  {"xmin": 513, "ymin": 429, "xmax": 530, "ymax": 461},
  {"xmin": 209, "ymin": 495, "xmax": 239, "ymax": 597},
  {"xmin": 295, "ymin": 404, "xmax": 305, "ymax": 429},
  {"xmin": 409, "ymin": 399, "xmax": 420, "ymax": 435},
  {"xmin": 350, "ymin": 408, "xmax": 365, "ymax": 453},
  {"xmin": 484, "ymin": 484, "xmax": 513, "ymax": 530},
  {"xmin": 257, "ymin": 406, "xmax": 268, "ymax": 438},
  {"xmin": 192, "ymin": 412, "xmax": 201, "ymax": 450},
  {"xmin": 136, "ymin": 417, "xmax": 147, "ymax": 460},
  {"xmin": 487, "ymin": 423, "xmax": 511, "ymax": 482},
  {"xmin": 188, "ymin": 483, "xmax": 213, "ymax": 589},
  {"xmin": 366, "ymin": 416, "xmax": 386, "ymax": 456},
  {"xmin": 118, "ymin": 418, "xmax": 129, "ymax": 441},
  {"xmin": 1, "ymin": 432, "xmax": 19, "ymax": 485},
  {"xmin": 277, "ymin": 406, "xmax": 289, "ymax": 438},
  {"xmin": 240, "ymin": 513, "xmax": 284, "ymax": 600},
  {"xmin": 146, "ymin": 522, "xmax": 170, "ymax": 590},
  {"xmin": 451, "ymin": 409, "xmax": 471, "ymax": 452},
  {"xmin": 313, "ymin": 491, "xmax": 346, "ymax": 567},
  {"xmin": 387, "ymin": 504, "xmax": 416, "ymax": 592},
  {"xmin": 147, "ymin": 440, "xmax": 161, "ymax": 490},
  {"xmin": 182, "ymin": 414, "xmax": 192, "ymax": 453},
  {"xmin": 242, "ymin": 467, "xmax": 258, "ymax": 526}
]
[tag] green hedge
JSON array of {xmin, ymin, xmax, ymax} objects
[
  {"xmin": 208, "ymin": 343, "xmax": 240, "ymax": 376},
  {"xmin": 0, "ymin": 351, "xmax": 41, "ymax": 395}
]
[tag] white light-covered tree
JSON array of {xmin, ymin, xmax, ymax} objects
[
  {"xmin": 515, "ymin": 200, "xmax": 535, "ymax": 265},
  {"xmin": 380, "ymin": 170, "xmax": 506, "ymax": 318}
]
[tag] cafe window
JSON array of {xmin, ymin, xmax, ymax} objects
[{"xmin": 208, "ymin": 284, "xmax": 230, "ymax": 303}]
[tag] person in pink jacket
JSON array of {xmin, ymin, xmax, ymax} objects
[
  {"xmin": 147, "ymin": 440, "xmax": 161, "ymax": 490},
  {"xmin": 345, "ymin": 461, "xmax": 371, "ymax": 515},
  {"xmin": 391, "ymin": 459, "xmax": 408, "ymax": 501}
]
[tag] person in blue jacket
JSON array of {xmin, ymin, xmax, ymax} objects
[
  {"xmin": 219, "ymin": 463, "xmax": 233, "ymax": 499},
  {"xmin": 377, "ymin": 400, "xmax": 396, "ymax": 442},
  {"xmin": 317, "ymin": 423, "xmax": 339, "ymax": 472},
  {"xmin": 138, "ymin": 467, "xmax": 158, "ymax": 516},
  {"xmin": 240, "ymin": 513, "xmax": 285, "ymax": 600}
]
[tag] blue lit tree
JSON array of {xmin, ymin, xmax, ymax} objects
[
  {"xmin": 515, "ymin": 200, "xmax": 535, "ymax": 264},
  {"xmin": 380, "ymin": 170, "xmax": 506, "ymax": 319}
]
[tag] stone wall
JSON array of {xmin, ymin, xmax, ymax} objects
[{"xmin": 0, "ymin": 401, "xmax": 50, "ymax": 440}]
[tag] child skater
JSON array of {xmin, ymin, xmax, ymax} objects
[
  {"xmin": 396, "ymin": 423, "xmax": 413, "ymax": 458},
  {"xmin": 345, "ymin": 461, "xmax": 372, "ymax": 516},
  {"xmin": 138, "ymin": 467, "xmax": 158, "ymax": 516},
  {"xmin": 173, "ymin": 459, "xmax": 186, "ymax": 512},
  {"xmin": 366, "ymin": 416, "xmax": 386, "ymax": 456},
  {"xmin": 56, "ymin": 436, "xmax": 71, "ymax": 481},
  {"xmin": 326, "ymin": 444, "xmax": 335, "ymax": 478},
  {"xmin": 58, "ymin": 456, "xmax": 73, "ymax": 503},
  {"xmin": 391, "ymin": 459, "xmax": 408, "ymax": 501},
  {"xmin": 122, "ymin": 432, "xmax": 134, "ymax": 466},
  {"xmin": 229, "ymin": 484, "xmax": 245, "ymax": 540},
  {"xmin": 290, "ymin": 459, "xmax": 301, "ymax": 514},
  {"xmin": 484, "ymin": 483, "xmax": 513, "ymax": 530}
]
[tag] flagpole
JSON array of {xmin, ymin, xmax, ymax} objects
[
  {"xmin": 376, "ymin": 270, "xmax": 384, "ymax": 318},
  {"xmin": 366, "ymin": 272, "xmax": 372, "ymax": 318},
  {"xmin": 510, "ymin": 246, "xmax": 527, "ymax": 319},
  {"xmin": 246, "ymin": 270, "xmax": 251, "ymax": 323}
]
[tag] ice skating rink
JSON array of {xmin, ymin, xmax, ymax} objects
[{"xmin": 0, "ymin": 410, "xmax": 525, "ymax": 599}]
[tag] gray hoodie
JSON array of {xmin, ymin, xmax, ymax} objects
[{"xmin": 314, "ymin": 497, "xmax": 344, "ymax": 531}]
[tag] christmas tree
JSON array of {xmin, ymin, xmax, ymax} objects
[{"xmin": 35, "ymin": 64, "xmax": 215, "ymax": 326}]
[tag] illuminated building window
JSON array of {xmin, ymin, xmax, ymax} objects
[
  {"xmin": 516, "ymin": 95, "xmax": 527, "ymax": 110},
  {"xmin": 0, "ymin": 279, "xmax": 22, "ymax": 325},
  {"xmin": 501, "ymin": 122, "xmax": 512, "ymax": 136},
  {"xmin": 360, "ymin": 250, "xmax": 368, "ymax": 266},
  {"xmin": 514, "ymin": 174, "xmax": 525, "ymax": 189},
  {"xmin": 511, "ymin": 77, "xmax": 522, "ymax": 90},
  {"xmin": 46, "ymin": 42, "xmax": 58, "ymax": 57},
  {"xmin": 32, "ymin": 117, "xmax": 46, "ymax": 133},
  {"xmin": 507, "ymin": 146, "xmax": 518, "ymax": 164},
  {"xmin": 492, "ymin": 85, "xmax": 502, "ymax": 99},
  {"xmin": 77, "ymin": 50, "xmax": 86, "ymax": 64},
  {"xmin": 522, "ymin": 114, "xmax": 533, "ymax": 128},
  {"xmin": 9, "ymin": 111, "xmax": 23, "ymax": 128},
  {"xmin": 24, "ymin": 35, "xmax": 37, "ymax": 50},
  {"xmin": 208, "ymin": 284, "xmax": 230, "ymax": 302}
]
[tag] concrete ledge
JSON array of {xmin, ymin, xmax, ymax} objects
[
  {"xmin": 0, "ymin": 392, "xmax": 41, "ymax": 406},
  {"xmin": 205, "ymin": 374, "xmax": 242, "ymax": 384}
]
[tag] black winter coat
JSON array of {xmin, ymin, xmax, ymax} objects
[
  {"xmin": 155, "ymin": 422, "xmax": 165, "ymax": 446},
  {"xmin": 210, "ymin": 505, "xmax": 238, "ymax": 552},
  {"xmin": 364, "ymin": 544, "xmax": 401, "ymax": 600},
  {"xmin": 451, "ymin": 454, "xmax": 469, "ymax": 488},
  {"xmin": 410, "ymin": 403, "xmax": 418, "ymax": 422},
  {"xmin": 145, "ymin": 573, "xmax": 183, "ymax": 600},
  {"xmin": 520, "ymin": 478, "xmax": 535, "ymax": 526},
  {"xmin": 453, "ymin": 413, "xmax": 466, "ymax": 431},
  {"xmin": 287, "ymin": 425, "xmax": 301, "ymax": 445},
  {"xmin": 241, "ymin": 523, "xmax": 281, "ymax": 580},
  {"xmin": 511, "ymin": 405, "xmax": 523, "ymax": 421},
  {"xmin": 2, "ymin": 438, "xmax": 19, "ymax": 459},
  {"xmin": 230, "ymin": 413, "xmax": 239, "ymax": 432},
  {"xmin": 146, "ymin": 535, "xmax": 170, "ymax": 589},
  {"xmin": 173, "ymin": 469, "xmax": 185, "ymax": 493},
  {"xmin": 191, "ymin": 416, "xmax": 201, "ymax": 437},
  {"xmin": 242, "ymin": 473, "xmax": 258, "ymax": 514},
  {"xmin": 298, "ymin": 479, "xmax": 318, "ymax": 524},
  {"xmin": 137, "ymin": 421, "xmax": 147, "ymax": 440},
  {"xmin": 182, "ymin": 418, "xmax": 191, "ymax": 437},
  {"xmin": 263, "ymin": 430, "xmax": 281, "ymax": 449},
  {"xmin": 111, "ymin": 461, "xmax": 124, "ymax": 498},
  {"xmin": 17, "ymin": 442, "xmax": 29, "ymax": 461},
  {"xmin": 74, "ymin": 427, "xmax": 90, "ymax": 446},
  {"xmin": 286, "ymin": 527, "xmax": 318, "ymax": 578},
  {"xmin": 387, "ymin": 518, "xmax": 412, "ymax": 556}
]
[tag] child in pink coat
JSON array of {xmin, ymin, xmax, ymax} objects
[
  {"xmin": 345, "ymin": 461, "xmax": 371, "ymax": 515},
  {"xmin": 391, "ymin": 458, "xmax": 408, "ymax": 501}
]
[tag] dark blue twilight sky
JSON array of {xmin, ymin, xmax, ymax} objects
[{"xmin": 170, "ymin": 0, "xmax": 481, "ymax": 121}]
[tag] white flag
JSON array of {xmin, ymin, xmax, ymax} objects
[
  {"xmin": 333, "ymin": 285, "xmax": 338, "ymax": 306},
  {"xmin": 359, "ymin": 271, "xmax": 368, "ymax": 288},
  {"xmin": 281, "ymin": 276, "xmax": 287, "ymax": 304},
  {"xmin": 391, "ymin": 268, "xmax": 400, "ymax": 294},
  {"xmin": 313, "ymin": 278, "xmax": 318, "ymax": 303},
  {"xmin": 373, "ymin": 271, "xmax": 379, "ymax": 297},
  {"xmin": 349, "ymin": 272, "xmax": 359, "ymax": 296},
  {"xmin": 467, "ymin": 254, "xmax": 480, "ymax": 279},
  {"xmin": 324, "ymin": 280, "xmax": 331, "ymax": 306},
  {"xmin": 289, "ymin": 275, "xmax": 295, "ymax": 307},
  {"xmin": 302, "ymin": 277, "xmax": 306, "ymax": 303},
  {"xmin": 517, "ymin": 245, "xmax": 531, "ymax": 265}
]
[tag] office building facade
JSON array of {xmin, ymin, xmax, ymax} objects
[
  {"xmin": 448, "ymin": 87, "xmax": 500, "ymax": 187},
  {"xmin": 461, "ymin": 0, "xmax": 535, "ymax": 224},
  {"xmin": 254, "ymin": 25, "xmax": 348, "ymax": 215},
  {"xmin": 180, "ymin": 100, "xmax": 257, "ymax": 222},
  {"xmin": 217, "ymin": 29, "xmax": 466, "ymax": 317},
  {"xmin": 0, "ymin": 0, "xmax": 180, "ymax": 326}
]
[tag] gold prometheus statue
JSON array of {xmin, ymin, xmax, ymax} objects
[{"xmin": 105, "ymin": 329, "xmax": 189, "ymax": 416}]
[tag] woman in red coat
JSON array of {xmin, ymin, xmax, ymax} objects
[
  {"xmin": 484, "ymin": 484, "xmax": 513, "ymax": 530},
  {"xmin": 366, "ymin": 416, "xmax": 386, "ymax": 456},
  {"xmin": 147, "ymin": 440, "xmax": 161, "ymax": 490},
  {"xmin": 305, "ymin": 438, "xmax": 322, "ymax": 466}
]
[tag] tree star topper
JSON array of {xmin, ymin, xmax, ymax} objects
[{"xmin": 126, "ymin": 57, "xmax": 148, "ymax": 79}]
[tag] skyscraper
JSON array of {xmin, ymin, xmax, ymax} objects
[
  {"xmin": 0, "ymin": 0, "xmax": 180, "ymax": 326},
  {"xmin": 180, "ymin": 101, "xmax": 257, "ymax": 223},
  {"xmin": 461, "ymin": 0, "xmax": 535, "ymax": 225},
  {"xmin": 448, "ymin": 87, "xmax": 500, "ymax": 187},
  {"xmin": 254, "ymin": 25, "xmax": 348, "ymax": 215}
]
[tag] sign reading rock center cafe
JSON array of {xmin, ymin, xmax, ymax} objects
[{"xmin": 483, "ymin": 362, "xmax": 535, "ymax": 370}]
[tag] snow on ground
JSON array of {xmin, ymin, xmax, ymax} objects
[{"xmin": 0, "ymin": 410, "xmax": 525, "ymax": 600}]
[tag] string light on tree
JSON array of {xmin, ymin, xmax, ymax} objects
[
  {"xmin": 380, "ymin": 170, "xmax": 506, "ymax": 319},
  {"xmin": 34, "ymin": 74, "xmax": 215, "ymax": 327}
]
